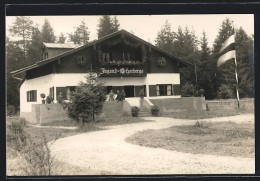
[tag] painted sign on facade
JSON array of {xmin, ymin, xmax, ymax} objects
[{"xmin": 100, "ymin": 66, "xmax": 145, "ymax": 77}]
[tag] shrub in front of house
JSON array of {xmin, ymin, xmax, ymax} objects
[
  {"xmin": 131, "ymin": 106, "xmax": 140, "ymax": 117},
  {"xmin": 151, "ymin": 105, "xmax": 160, "ymax": 116}
]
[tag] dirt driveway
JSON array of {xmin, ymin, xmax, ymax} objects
[{"xmin": 49, "ymin": 114, "xmax": 255, "ymax": 175}]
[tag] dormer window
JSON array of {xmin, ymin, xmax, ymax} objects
[{"xmin": 44, "ymin": 53, "xmax": 48, "ymax": 59}]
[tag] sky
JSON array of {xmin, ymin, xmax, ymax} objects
[{"xmin": 6, "ymin": 14, "xmax": 254, "ymax": 48}]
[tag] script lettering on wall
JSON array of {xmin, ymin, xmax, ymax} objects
[{"xmin": 100, "ymin": 67, "xmax": 145, "ymax": 77}]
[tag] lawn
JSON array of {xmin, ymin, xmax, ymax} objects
[
  {"xmin": 162, "ymin": 106, "xmax": 254, "ymax": 120},
  {"xmin": 8, "ymin": 116, "xmax": 149, "ymax": 145},
  {"xmin": 126, "ymin": 121, "xmax": 254, "ymax": 158}
]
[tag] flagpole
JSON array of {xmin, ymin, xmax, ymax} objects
[
  {"xmin": 193, "ymin": 59, "xmax": 199, "ymax": 95},
  {"xmin": 234, "ymin": 56, "xmax": 240, "ymax": 109},
  {"xmin": 233, "ymin": 25, "xmax": 240, "ymax": 109}
]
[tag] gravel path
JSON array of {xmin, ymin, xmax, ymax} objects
[{"xmin": 49, "ymin": 114, "xmax": 255, "ymax": 175}]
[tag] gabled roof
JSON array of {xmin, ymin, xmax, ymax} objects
[
  {"xmin": 42, "ymin": 42, "xmax": 80, "ymax": 49},
  {"xmin": 11, "ymin": 29, "xmax": 192, "ymax": 75}
]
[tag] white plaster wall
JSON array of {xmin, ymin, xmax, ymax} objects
[
  {"xmin": 20, "ymin": 74, "xmax": 54, "ymax": 112},
  {"xmin": 53, "ymin": 73, "xmax": 90, "ymax": 87},
  {"xmin": 98, "ymin": 77, "xmax": 146, "ymax": 86},
  {"xmin": 20, "ymin": 73, "xmax": 180, "ymax": 113},
  {"xmin": 146, "ymin": 73, "xmax": 180, "ymax": 85}
]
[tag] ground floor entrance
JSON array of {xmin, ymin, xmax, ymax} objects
[{"xmin": 105, "ymin": 85, "xmax": 146, "ymax": 98}]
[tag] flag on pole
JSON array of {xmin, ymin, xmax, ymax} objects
[
  {"xmin": 217, "ymin": 33, "xmax": 240, "ymax": 108},
  {"xmin": 217, "ymin": 35, "xmax": 236, "ymax": 67}
]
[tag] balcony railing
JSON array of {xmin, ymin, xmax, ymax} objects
[{"xmin": 100, "ymin": 60, "xmax": 145, "ymax": 66}]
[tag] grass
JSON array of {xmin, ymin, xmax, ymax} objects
[
  {"xmin": 162, "ymin": 106, "xmax": 254, "ymax": 120},
  {"xmin": 41, "ymin": 116, "xmax": 150, "ymax": 127},
  {"xmin": 126, "ymin": 121, "xmax": 254, "ymax": 158},
  {"xmin": 6, "ymin": 116, "xmax": 149, "ymax": 176}
]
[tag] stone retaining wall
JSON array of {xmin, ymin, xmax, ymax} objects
[
  {"xmin": 149, "ymin": 97, "xmax": 206, "ymax": 113},
  {"xmin": 206, "ymin": 98, "xmax": 254, "ymax": 110}
]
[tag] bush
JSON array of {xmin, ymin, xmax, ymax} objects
[
  {"xmin": 217, "ymin": 84, "xmax": 234, "ymax": 99},
  {"xmin": 7, "ymin": 105, "xmax": 16, "ymax": 116},
  {"xmin": 7, "ymin": 118, "xmax": 28, "ymax": 152},
  {"xmin": 22, "ymin": 133, "xmax": 57, "ymax": 176},
  {"xmin": 181, "ymin": 82, "xmax": 198, "ymax": 97},
  {"xmin": 151, "ymin": 105, "xmax": 160, "ymax": 116},
  {"xmin": 65, "ymin": 72, "xmax": 107, "ymax": 125},
  {"xmin": 7, "ymin": 118, "xmax": 58, "ymax": 176},
  {"xmin": 131, "ymin": 106, "xmax": 140, "ymax": 117}
]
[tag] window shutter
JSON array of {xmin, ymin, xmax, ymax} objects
[
  {"xmin": 167, "ymin": 85, "xmax": 172, "ymax": 95},
  {"xmin": 34, "ymin": 90, "xmax": 37, "ymax": 102},
  {"xmin": 173, "ymin": 84, "xmax": 181, "ymax": 95},
  {"xmin": 149, "ymin": 85, "xmax": 157, "ymax": 97},
  {"xmin": 29, "ymin": 91, "xmax": 32, "ymax": 102},
  {"xmin": 27, "ymin": 91, "xmax": 30, "ymax": 102},
  {"xmin": 50, "ymin": 87, "xmax": 54, "ymax": 99},
  {"xmin": 156, "ymin": 85, "xmax": 160, "ymax": 96}
]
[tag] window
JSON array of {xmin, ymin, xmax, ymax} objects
[
  {"xmin": 56, "ymin": 87, "xmax": 67, "ymax": 101},
  {"xmin": 123, "ymin": 52, "xmax": 131, "ymax": 61},
  {"xmin": 26, "ymin": 90, "xmax": 37, "ymax": 102},
  {"xmin": 102, "ymin": 52, "xmax": 111, "ymax": 62},
  {"xmin": 156, "ymin": 84, "xmax": 173, "ymax": 96}
]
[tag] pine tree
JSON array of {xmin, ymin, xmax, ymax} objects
[
  {"xmin": 58, "ymin": 32, "xmax": 66, "ymax": 43},
  {"xmin": 174, "ymin": 26, "xmax": 200, "ymax": 95},
  {"xmin": 212, "ymin": 18, "xmax": 235, "ymax": 98},
  {"xmin": 27, "ymin": 25, "xmax": 42, "ymax": 65},
  {"xmin": 155, "ymin": 20, "xmax": 175, "ymax": 54},
  {"xmin": 97, "ymin": 15, "xmax": 120, "ymax": 39},
  {"xmin": 235, "ymin": 27, "xmax": 254, "ymax": 98},
  {"xmin": 113, "ymin": 16, "xmax": 120, "ymax": 31},
  {"xmin": 197, "ymin": 31, "xmax": 215, "ymax": 99},
  {"xmin": 9, "ymin": 16, "xmax": 33, "ymax": 57},
  {"xmin": 155, "ymin": 24, "xmax": 200, "ymax": 96},
  {"xmin": 41, "ymin": 19, "xmax": 56, "ymax": 43},
  {"xmin": 6, "ymin": 37, "xmax": 25, "ymax": 110},
  {"xmin": 68, "ymin": 21, "xmax": 90, "ymax": 44}
]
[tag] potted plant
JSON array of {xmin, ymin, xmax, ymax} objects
[
  {"xmin": 151, "ymin": 105, "xmax": 160, "ymax": 116},
  {"xmin": 131, "ymin": 106, "xmax": 140, "ymax": 117},
  {"xmin": 40, "ymin": 93, "xmax": 46, "ymax": 104}
]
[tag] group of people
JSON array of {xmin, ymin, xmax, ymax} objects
[
  {"xmin": 44, "ymin": 92, "xmax": 64, "ymax": 104},
  {"xmin": 109, "ymin": 89, "xmax": 126, "ymax": 102}
]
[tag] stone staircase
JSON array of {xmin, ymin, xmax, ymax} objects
[{"xmin": 138, "ymin": 107, "xmax": 151, "ymax": 117}]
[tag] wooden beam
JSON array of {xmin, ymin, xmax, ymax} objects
[
  {"xmin": 58, "ymin": 59, "xmax": 61, "ymax": 65},
  {"xmin": 121, "ymin": 32, "xmax": 124, "ymax": 38},
  {"xmin": 149, "ymin": 46, "xmax": 152, "ymax": 53},
  {"xmin": 93, "ymin": 43, "xmax": 96, "ymax": 50}
]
